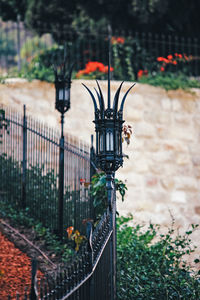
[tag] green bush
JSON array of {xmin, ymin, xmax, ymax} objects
[
  {"xmin": 0, "ymin": 201, "xmax": 74, "ymax": 262},
  {"xmin": 117, "ymin": 215, "xmax": 200, "ymax": 300},
  {"xmin": 20, "ymin": 36, "xmax": 47, "ymax": 61},
  {"xmin": 19, "ymin": 45, "xmax": 66, "ymax": 82},
  {"xmin": 138, "ymin": 72, "xmax": 200, "ymax": 91},
  {"xmin": 0, "ymin": 153, "xmax": 91, "ymax": 233},
  {"xmin": 0, "ymin": 29, "xmax": 16, "ymax": 58},
  {"xmin": 90, "ymin": 172, "xmax": 127, "ymax": 219}
]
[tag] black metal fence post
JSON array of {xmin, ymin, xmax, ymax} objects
[
  {"xmin": 90, "ymin": 134, "xmax": 96, "ymax": 221},
  {"xmin": 58, "ymin": 113, "xmax": 64, "ymax": 239},
  {"xmin": 106, "ymin": 172, "xmax": 116, "ymax": 300},
  {"xmin": 30, "ymin": 259, "xmax": 38, "ymax": 300},
  {"xmin": 22, "ymin": 104, "xmax": 27, "ymax": 208},
  {"xmin": 86, "ymin": 220, "xmax": 94, "ymax": 300}
]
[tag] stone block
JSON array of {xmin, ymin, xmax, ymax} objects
[
  {"xmin": 144, "ymin": 111, "xmax": 171, "ymax": 124},
  {"xmin": 149, "ymin": 163, "xmax": 165, "ymax": 175},
  {"xmin": 194, "ymin": 116, "xmax": 200, "ymax": 127},
  {"xmin": 174, "ymin": 177, "xmax": 198, "ymax": 191},
  {"xmin": 172, "ymin": 99, "xmax": 182, "ymax": 111},
  {"xmin": 131, "ymin": 93, "xmax": 145, "ymax": 109},
  {"xmin": 194, "ymin": 206, "xmax": 200, "ymax": 215},
  {"xmin": 169, "ymin": 126, "xmax": 196, "ymax": 142},
  {"xmin": 171, "ymin": 191, "xmax": 186, "ymax": 203},
  {"xmin": 176, "ymin": 153, "xmax": 190, "ymax": 165},
  {"xmin": 161, "ymin": 97, "xmax": 172, "ymax": 111},
  {"xmin": 151, "ymin": 151, "xmax": 174, "ymax": 163},
  {"xmin": 174, "ymin": 113, "xmax": 192, "ymax": 125},
  {"xmin": 135, "ymin": 122, "xmax": 156, "ymax": 138},
  {"xmin": 125, "ymin": 108, "xmax": 143, "ymax": 122},
  {"xmin": 182, "ymin": 99, "xmax": 196, "ymax": 113},
  {"xmin": 156, "ymin": 125, "xmax": 170, "ymax": 139},
  {"xmin": 145, "ymin": 176, "xmax": 158, "ymax": 187},
  {"xmin": 144, "ymin": 140, "xmax": 162, "ymax": 152},
  {"xmin": 132, "ymin": 158, "xmax": 149, "ymax": 173},
  {"xmin": 161, "ymin": 178, "xmax": 175, "ymax": 190},
  {"xmin": 163, "ymin": 141, "xmax": 188, "ymax": 152}
]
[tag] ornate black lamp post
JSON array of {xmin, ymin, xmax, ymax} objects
[
  {"xmin": 83, "ymin": 35, "xmax": 135, "ymax": 299},
  {"xmin": 54, "ymin": 60, "xmax": 73, "ymax": 239}
]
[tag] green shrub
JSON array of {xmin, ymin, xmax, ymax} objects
[
  {"xmin": 138, "ymin": 72, "xmax": 200, "ymax": 91},
  {"xmin": 20, "ymin": 36, "xmax": 47, "ymax": 61},
  {"xmin": 0, "ymin": 29, "xmax": 16, "ymax": 58},
  {"xmin": 0, "ymin": 153, "xmax": 91, "ymax": 233},
  {"xmin": 19, "ymin": 45, "xmax": 65, "ymax": 82},
  {"xmin": 0, "ymin": 201, "xmax": 74, "ymax": 262},
  {"xmin": 117, "ymin": 215, "xmax": 200, "ymax": 300},
  {"xmin": 90, "ymin": 172, "xmax": 127, "ymax": 219}
]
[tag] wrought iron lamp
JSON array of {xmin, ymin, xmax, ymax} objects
[
  {"xmin": 54, "ymin": 58, "xmax": 73, "ymax": 239},
  {"xmin": 83, "ymin": 74, "xmax": 135, "ymax": 175},
  {"xmin": 83, "ymin": 31, "xmax": 135, "ymax": 300},
  {"xmin": 54, "ymin": 62, "xmax": 73, "ymax": 116}
]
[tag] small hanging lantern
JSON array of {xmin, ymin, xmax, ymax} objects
[{"xmin": 54, "ymin": 61, "xmax": 73, "ymax": 114}]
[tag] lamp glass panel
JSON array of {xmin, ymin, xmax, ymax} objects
[
  {"xmin": 106, "ymin": 131, "xmax": 114, "ymax": 151},
  {"xmin": 59, "ymin": 88, "xmax": 70, "ymax": 101},
  {"xmin": 116, "ymin": 131, "xmax": 119, "ymax": 154},
  {"xmin": 100, "ymin": 133, "xmax": 103, "ymax": 152}
]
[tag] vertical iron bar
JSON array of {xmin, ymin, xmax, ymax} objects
[
  {"xmin": 108, "ymin": 25, "xmax": 112, "ymax": 109},
  {"xmin": 30, "ymin": 259, "xmax": 38, "ymax": 300},
  {"xmin": 17, "ymin": 14, "xmax": 21, "ymax": 71},
  {"xmin": 58, "ymin": 113, "xmax": 64, "ymax": 239},
  {"xmin": 22, "ymin": 105, "xmax": 27, "ymax": 208},
  {"xmin": 106, "ymin": 171, "xmax": 116, "ymax": 300},
  {"xmin": 90, "ymin": 135, "xmax": 96, "ymax": 221}
]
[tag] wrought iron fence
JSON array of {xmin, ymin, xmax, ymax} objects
[
  {"xmin": 0, "ymin": 19, "xmax": 200, "ymax": 80},
  {"xmin": 5, "ymin": 208, "xmax": 113, "ymax": 300},
  {"xmin": 0, "ymin": 105, "xmax": 93, "ymax": 235}
]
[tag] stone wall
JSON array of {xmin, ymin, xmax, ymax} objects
[{"xmin": 0, "ymin": 79, "xmax": 200, "ymax": 236}]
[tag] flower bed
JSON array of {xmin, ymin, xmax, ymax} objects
[{"xmin": 0, "ymin": 231, "xmax": 43, "ymax": 299}]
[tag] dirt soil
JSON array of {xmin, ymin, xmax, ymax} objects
[
  {"xmin": 0, "ymin": 224, "xmax": 45, "ymax": 299},
  {"xmin": 0, "ymin": 218, "xmax": 63, "ymax": 277}
]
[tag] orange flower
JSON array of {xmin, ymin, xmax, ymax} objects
[
  {"xmin": 66, "ymin": 226, "xmax": 74, "ymax": 239},
  {"xmin": 104, "ymin": 65, "xmax": 114, "ymax": 73},
  {"xmin": 76, "ymin": 61, "xmax": 114, "ymax": 77},
  {"xmin": 116, "ymin": 37, "xmax": 125, "ymax": 44},
  {"xmin": 111, "ymin": 36, "xmax": 125, "ymax": 44},
  {"xmin": 157, "ymin": 57, "xmax": 164, "ymax": 62},
  {"xmin": 76, "ymin": 70, "xmax": 86, "ymax": 78}
]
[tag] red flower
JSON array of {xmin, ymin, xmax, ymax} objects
[
  {"xmin": 111, "ymin": 36, "xmax": 125, "ymax": 44},
  {"xmin": 104, "ymin": 66, "xmax": 114, "ymax": 73},
  {"xmin": 160, "ymin": 66, "xmax": 165, "ymax": 72},
  {"xmin": 137, "ymin": 70, "xmax": 143, "ymax": 78},
  {"xmin": 116, "ymin": 37, "xmax": 125, "ymax": 44},
  {"xmin": 76, "ymin": 61, "xmax": 114, "ymax": 77},
  {"xmin": 167, "ymin": 55, "xmax": 173, "ymax": 60},
  {"xmin": 138, "ymin": 69, "xmax": 148, "ymax": 78}
]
